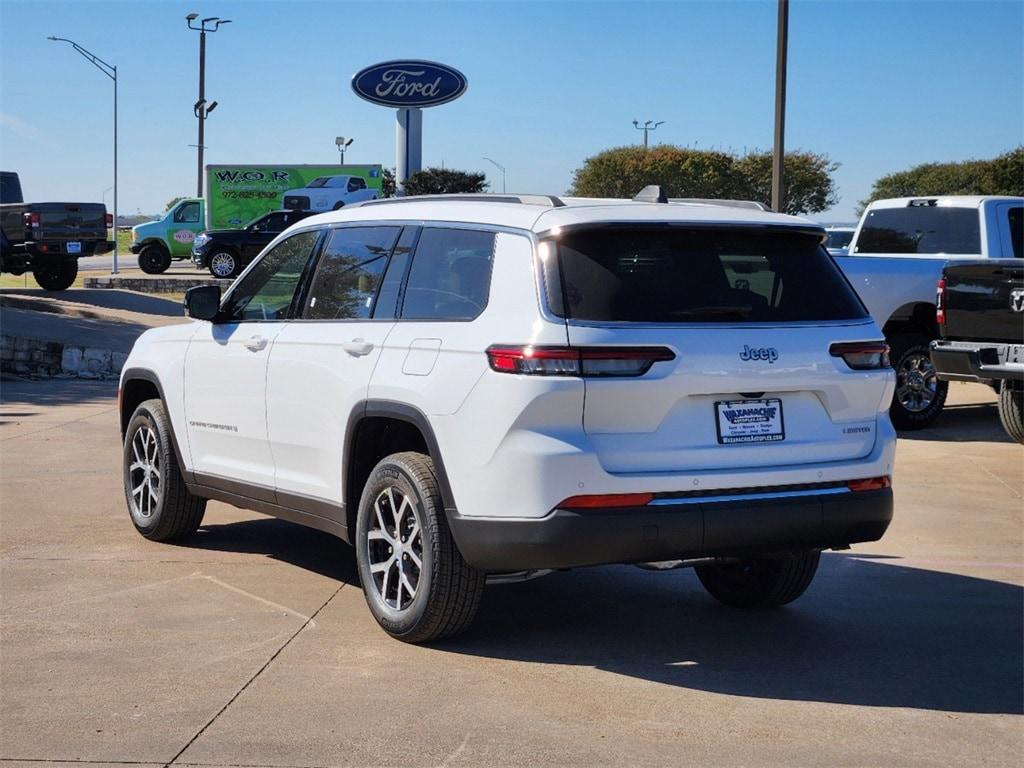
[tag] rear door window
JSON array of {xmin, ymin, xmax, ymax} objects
[
  {"xmin": 401, "ymin": 228, "xmax": 496, "ymax": 320},
  {"xmin": 303, "ymin": 226, "xmax": 400, "ymax": 320},
  {"xmin": 854, "ymin": 206, "xmax": 981, "ymax": 254},
  {"xmin": 546, "ymin": 226, "xmax": 867, "ymax": 323}
]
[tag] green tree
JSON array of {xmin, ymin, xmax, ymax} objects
[
  {"xmin": 403, "ymin": 167, "xmax": 487, "ymax": 196},
  {"xmin": 568, "ymin": 146, "xmax": 838, "ymax": 214},
  {"xmin": 165, "ymin": 196, "xmax": 187, "ymax": 211},
  {"xmin": 734, "ymin": 151, "xmax": 839, "ymax": 215},
  {"xmin": 859, "ymin": 147, "xmax": 1023, "ymax": 214},
  {"xmin": 381, "ymin": 167, "xmax": 396, "ymax": 198}
]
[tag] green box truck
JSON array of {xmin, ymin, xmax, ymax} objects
[{"xmin": 129, "ymin": 165, "xmax": 383, "ymax": 274}]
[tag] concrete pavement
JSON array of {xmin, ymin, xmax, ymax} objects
[{"xmin": 0, "ymin": 380, "xmax": 1021, "ymax": 766}]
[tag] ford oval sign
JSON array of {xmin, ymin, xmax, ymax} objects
[{"xmin": 351, "ymin": 60, "xmax": 468, "ymax": 108}]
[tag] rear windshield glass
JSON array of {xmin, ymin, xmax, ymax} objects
[
  {"xmin": 854, "ymin": 206, "xmax": 980, "ymax": 254},
  {"xmin": 545, "ymin": 226, "xmax": 867, "ymax": 324},
  {"xmin": 826, "ymin": 230, "xmax": 854, "ymax": 249}
]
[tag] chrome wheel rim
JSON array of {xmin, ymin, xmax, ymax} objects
[
  {"xmin": 366, "ymin": 487, "xmax": 423, "ymax": 611},
  {"xmin": 128, "ymin": 425, "xmax": 161, "ymax": 521},
  {"xmin": 896, "ymin": 352, "xmax": 938, "ymax": 413},
  {"xmin": 210, "ymin": 253, "xmax": 235, "ymax": 277}
]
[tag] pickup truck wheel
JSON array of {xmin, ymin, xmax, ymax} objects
[
  {"xmin": 998, "ymin": 382, "xmax": 1024, "ymax": 444},
  {"xmin": 123, "ymin": 398, "xmax": 206, "ymax": 541},
  {"xmin": 208, "ymin": 250, "xmax": 239, "ymax": 279},
  {"xmin": 888, "ymin": 335, "xmax": 948, "ymax": 430},
  {"xmin": 138, "ymin": 245, "xmax": 171, "ymax": 274},
  {"xmin": 696, "ymin": 551, "xmax": 820, "ymax": 608},
  {"xmin": 32, "ymin": 259, "xmax": 77, "ymax": 291},
  {"xmin": 355, "ymin": 451, "xmax": 484, "ymax": 643}
]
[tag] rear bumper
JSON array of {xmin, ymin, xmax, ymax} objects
[
  {"xmin": 18, "ymin": 239, "xmax": 113, "ymax": 257},
  {"xmin": 930, "ymin": 340, "xmax": 1024, "ymax": 383},
  {"xmin": 448, "ymin": 487, "xmax": 893, "ymax": 571}
]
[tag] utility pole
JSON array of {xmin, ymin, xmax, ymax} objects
[
  {"xmin": 48, "ymin": 36, "xmax": 119, "ymax": 274},
  {"xmin": 772, "ymin": 0, "xmax": 789, "ymax": 212},
  {"xmin": 336, "ymin": 136, "xmax": 354, "ymax": 165},
  {"xmin": 482, "ymin": 157, "xmax": 506, "ymax": 193},
  {"xmin": 186, "ymin": 13, "xmax": 231, "ymax": 197},
  {"xmin": 633, "ymin": 119, "xmax": 664, "ymax": 149}
]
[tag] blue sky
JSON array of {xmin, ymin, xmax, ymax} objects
[{"xmin": 1, "ymin": 0, "xmax": 1021, "ymax": 221}]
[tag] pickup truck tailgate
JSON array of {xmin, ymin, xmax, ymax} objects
[{"xmin": 943, "ymin": 260, "xmax": 1024, "ymax": 343}]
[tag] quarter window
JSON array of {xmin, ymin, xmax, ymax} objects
[
  {"xmin": 401, "ymin": 228, "xmax": 496, "ymax": 320},
  {"xmin": 1006, "ymin": 206, "xmax": 1022, "ymax": 258},
  {"xmin": 303, "ymin": 226, "xmax": 400, "ymax": 320},
  {"xmin": 222, "ymin": 230, "xmax": 320, "ymax": 322}
]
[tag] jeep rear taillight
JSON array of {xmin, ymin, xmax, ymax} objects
[
  {"xmin": 829, "ymin": 341, "xmax": 890, "ymax": 370},
  {"xmin": 486, "ymin": 345, "xmax": 675, "ymax": 377},
  {"xmin": 936, "ymin": 278, "xmax": 946, "ymax": 327}
]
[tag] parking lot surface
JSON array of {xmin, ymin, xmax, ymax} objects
[{"xmin": 1, "ymin": 379, "xmax": 1021, "ymax": 767}]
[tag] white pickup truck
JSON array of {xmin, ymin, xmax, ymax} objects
[
  {"xmin": 281, "ymin": 174, "xmax": 379, "ymax": 212},
  {"xmin": 835, "ymin": 195, "xmax": 1023, "ymax": 428}
]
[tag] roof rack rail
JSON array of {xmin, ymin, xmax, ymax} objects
[
  {"xmin": 669, "ymin": 198, "xmax": 771, "ymax": 212},
  {"xmin": 358, "ymin": 193, "xmax": 565, "ymax": 208}
]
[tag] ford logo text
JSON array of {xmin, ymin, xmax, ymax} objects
[{"xmin": 352, "ymin": 60, "xmax": 468, "ymax": 108}]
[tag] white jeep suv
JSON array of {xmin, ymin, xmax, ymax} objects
[{"xmin": 119, "ymin": 189, "xmax": 897, "ymax": 643}]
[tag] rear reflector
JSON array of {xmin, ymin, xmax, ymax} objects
[
  {"xmin": 847, "ymin": 476, "xmax": 891, "ymax": 492},
  {"xmin": 559, "ymin": 493, "xmax": 655, "ymax": 509},
  {"xmin": 829, "ymin": 341, "xmax": 890, "ymax": 370},
  {"xmin": 486, "ymin": 345, "xmax": 674, "ymax": 377}
]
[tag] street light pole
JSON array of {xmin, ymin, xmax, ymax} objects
[
  {"xmin": 336, "ymin": 136, "xmax": 354, "ymax": 165},
  {"xmin": 186, "ymin": 13, "xmax": 230, "ymax": 198},
  {"xmin": 771, "ymin": 0, "xmax": 789, "ymax": 212},
  {"xmin": 48, "ymin": 36, "xmax": 119, "ymax": 274},
  {"xmin": 632, "ymin": 119, "xmax": 664, "ymax": 149},
  {"xmin": 482, "ymin": 157, "xmax": 506, "ymax": 193}
]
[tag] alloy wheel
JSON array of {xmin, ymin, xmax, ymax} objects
[
  {"xmin": 366, "ymin": 486, "xmax": 423, "ymax": 611},
  {"xmin": 128, "ymin": 424, "xmax": 161, "ymax": 521},
  {"xmin": 895, "ymin": 352, "xmax": 938, "ymax": 413},
  {"xmin": 210, "ymin": 253, "xmax": 236, "ymax": 278}
]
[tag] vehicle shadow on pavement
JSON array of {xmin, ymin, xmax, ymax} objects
[
  {"xmin": 899, "ymin": 402, "xmax": 1014, "ymax": 443},
  {"xmin": 179, "ymin": 517, "xmax": 361, "ymax": 585},
  {"xmin": 0, "ymin": 287, "xmax": 185, "ymax": 317},
  {"xmin": 0, "ymin": 378, "xmax": 116, "ymax": 408},
  {"xmin": 438, "ymin": 553, "xmax": 1023, "ymax": 715}
]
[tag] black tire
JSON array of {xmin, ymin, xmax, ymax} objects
[
  {"xmin": 355, "ymin": 451, "xmax": 484, "ymax": 643},
  {"xmin": 998, "ymin": 381, "xmax": 1024, "ymax": 444},
  {"xmin": 888, "ymin": 334, "xmax": 948, "ymax": 430},
  {"xmin": 123, "ymin": 398, "xmax": 205, "ymax": 541},
  {"xmin": 696, "ymin": 550, "xmax": 820, "ymax": 608},
  {"xmin": 138, "ymin": 244, "xmax": 171, "ymax": 274},
  {"xmin": 32, "ymin": 259, "xmax": 77, "ymax": 291},
  {"xmin": 207, "ymin": 250, "xmax": 240, "ymax": 279}
]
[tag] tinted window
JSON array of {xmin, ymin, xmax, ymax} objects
[
  {"xmin": 347, "ymin": 178, "xmax": 366, "ymax": 192},
  {"xmin": 401, "ymin": 229, "xmax": 496, "ymax": 320},
  {"xmin": 173, "ymin": 202, "xmax": 200, "ymax": 223},
  {"xmin": 0, "ymin": 172, "xmax": 23, "ymax": 204},
  {"xmin": 547, "ymin": 227, "xmax": 867, "ymax": 323},
  {"xmin": 251, "ymin": 213, "xmax": 284, "ymax": 232},
  {"xmin": 304, "ymin": 227, "xmax": 400, "ymax": 320},
  {"xmin": 1006, "ymin": 206, "xmax": 1022, "ymax": 258},
  {"xmin": 373, "ymin": 228, "xmax": 417, "ymax": 319},
  {"xmin": 826, "ymin": 230, "xmax": 854, "ymax": 249},
  {"xmin": 854, "ymin": 206, "xmax": 980, "ymax": 254},
  {"xmin": 222, "ymin": 230, "xmax": 319, "ymax": 322}
]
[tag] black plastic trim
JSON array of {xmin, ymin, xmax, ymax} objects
[
  {"xmin": 119, "ymin": 367, "xmax": 193, "ymax": 484},
  {"xmin": 447, "ymin": 488, "xmax": 893, "ymax": 572}
]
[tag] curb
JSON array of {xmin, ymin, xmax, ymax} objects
[
  {"xmin": 84, "ymin": 275, "xmax": 227, "ymax": 294},
  {"xmin": 0, "ymin": 334, "xmax": 126, "ymax": 380}
]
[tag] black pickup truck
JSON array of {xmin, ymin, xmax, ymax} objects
[
  {"xmin": 0, "ymin": 171, "xmax": 114, "ymax": 290},
  {"xmin": 931, "ymin": 259, "xmax": 1024, "ymax": 443}
]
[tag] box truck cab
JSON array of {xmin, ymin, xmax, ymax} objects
[{"xmin": 130, "ymin": 198, "xmax": 205, "ymax": 274}]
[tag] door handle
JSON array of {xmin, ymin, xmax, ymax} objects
[
  {"xmin": 342, "ymin": 338, "xmax": 374, "ymax": 356},
  {"xmin": 244, "ymin": 335, "xmax": 268, "ymax": 352}
]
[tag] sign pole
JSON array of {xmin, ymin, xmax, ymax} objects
[{"xmin": 395, "ymin": 107, "xmax": 423, "ymax": 195}]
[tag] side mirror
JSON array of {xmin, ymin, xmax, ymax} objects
[{"xmin": 184, "ymin": 285, "xmax": 221, "ymax": 321}]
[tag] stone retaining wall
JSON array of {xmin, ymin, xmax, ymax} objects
[
  {"xmin": 1, "ymin": 334, "xmax": 126, "ymax": 379},
  {"xmin": 84, "ymin": 275, "xmax": 227, "ymax": 293}
]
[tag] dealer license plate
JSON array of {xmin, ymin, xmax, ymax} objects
[
  {"xmin": 715, "ymin": 398, "xmax": 785, "ymax": 445},
  {"xmin": 67, "ymin": 241, "xmax": 81, "ymax": 254}
]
